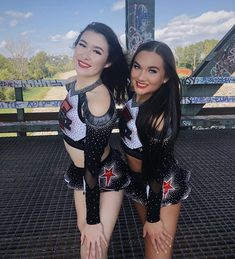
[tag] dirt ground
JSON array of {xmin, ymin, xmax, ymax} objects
[
  {"xmin": 30, "ymin": 70, "xmax": 76, "ymax": 136},
  {"xmin": 33, "ymin": 70, "xmax": 76, "ymax": 113}
]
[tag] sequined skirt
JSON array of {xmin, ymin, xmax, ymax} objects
[
  {"xmin": 64, "ymin": 148, "xmax": 130, "ymax": 191},
  {"xmin": 125, "ymin": 162, "xmax": 191, "ymax": 207}
]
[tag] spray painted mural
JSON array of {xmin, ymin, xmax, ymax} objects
[
  {"xmin": 126, "ymin": 0, "xmax": 155, "ymax": 56},
  {"xmin": 0, "ymin": 79, "xmax": 65, "ymax": 88},
  {"xmin": 193, "ymin": 25, "xmax": 235, "ymax": 77},
  {"xmin": 210, "ymin": 34, "xmax": 235, "ymax": 76}
]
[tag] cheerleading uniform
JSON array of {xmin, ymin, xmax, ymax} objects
[
  {"xmin": 119, "ymin": 97, "xmax": 191, "ymax": 223},
  {"xmin": 58, "ymin": 80, "xmax": 130, "ymax": 224}
]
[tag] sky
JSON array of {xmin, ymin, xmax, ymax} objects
[{"xmin": 0, "ymin": 0, "xmax": 234, "ymax": 57}]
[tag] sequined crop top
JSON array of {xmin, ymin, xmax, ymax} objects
[
  {"xmin": 119, "ymin": 97, "xmax": 143, "ymax": 159},
  {"xmin": 58, "ymin": 80, "xmax": 117, "ymax": 224},
  {"xmin": 59, "ymin": 80, "xmax": 116, "ymax": 149},
  {"xmin": 119, "ymin": 97, "xmax": 172, "ymax": 159},
  {"xmin": 119, "ymin": 96, "xmax": 175, "ymax": 223}
]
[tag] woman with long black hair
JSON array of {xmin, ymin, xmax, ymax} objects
[
  {"xmin": 59, "ymin": 22, "xmax": 130, "ymax": 259},
  {"xmin": 119, "ymin": 40, "xmax": 191, "ymax": 259}
]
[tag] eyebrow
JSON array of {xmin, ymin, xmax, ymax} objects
[
  {"xmin": 133, "ymin": 61, "xmax": 160, "ymax": 71},
  {"xmin": 79, "ymin": 39, "xmax": 104, "ymax": 52}
]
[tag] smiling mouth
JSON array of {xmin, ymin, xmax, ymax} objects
[
  {"xmin": 78, "ymin": 60, "xmax": 91, "ymax": 68},
  {"xmin": 136, "ymin": 81, "xmax": 148, "ymax": 88}
]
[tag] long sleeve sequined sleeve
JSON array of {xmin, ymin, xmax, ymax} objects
[
  {"xmin": 83, "ymin": 100, "xmax": 117, "ymax": 225},
  {"xmin": 84, "ymin": 123, "xmax": 113, "ymax": 224},
  {"xmin": 144, "ymin": 138, "xmax": 173, "ymax": 223},
  {"xmin": 146, "ymin": 177, "xmax": 163, "ymax": 222}
]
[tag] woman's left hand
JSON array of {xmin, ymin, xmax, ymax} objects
[{"xmin": 143, "ymin": 220, "xmax": 173, "ymax": 254}]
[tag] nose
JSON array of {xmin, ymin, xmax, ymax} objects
[
  {"xmin": 81, "ymin": 48, "xmax": 91, "ymax": 60},
  {"xmin": 137, "ymin": 70, "xmax": 146, "ymax": 81}
]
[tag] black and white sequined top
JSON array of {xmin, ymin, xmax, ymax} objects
[
  {"xmin": 58, "ymin": 80, "xmax": 117, "ymax": 224},
  {"xmin": 119, "ymin": 97, "xmax": 177, "ymax": 222}
]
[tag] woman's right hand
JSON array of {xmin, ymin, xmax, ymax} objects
[
  {"xmin": 143, "ymin": 220, "xmax": 173, "ymax": 254},
  {"xmin": 80, "ymin": 222, "xmax": 108, "ymax": 259}
]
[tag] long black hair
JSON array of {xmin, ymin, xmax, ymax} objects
[
  {"xmin": 73, "ymin": 22, "xmax": 129, "ymax": 104},
  {"xmin": 129, "ymin": 41, "xmax": 181, "ymax": 179}
]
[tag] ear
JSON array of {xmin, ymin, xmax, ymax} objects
[{"xmin": 104, "ymin": 62, "xmax": 112, "ymax": 68}]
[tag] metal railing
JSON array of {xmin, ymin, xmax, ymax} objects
[{"xmin": 0, "ymin": 76, "xmax": 235, "ymax": 135}]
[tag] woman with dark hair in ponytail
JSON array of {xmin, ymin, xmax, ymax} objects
[
  {"xmin": 119, "ymin": 40, "xmax": 191, "ymax": 259},
  {"xmin": 59, "ymin": 22, "xmax": 130, "ymax": 259}
]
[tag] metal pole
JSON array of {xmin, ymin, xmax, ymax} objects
[{"xmin": 126, "ymin": 0, "xmax": 155, "ymax": 57}]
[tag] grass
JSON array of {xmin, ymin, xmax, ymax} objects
[
  {"xmin": 23, "ymin": 87, "xmax": 52, "ymax": 100},
  {"xmin": 23, "ymin": 87, "xmax": 52, "ymax": 112},
  {"xmin": 0, "ymin": 85, "xmax": 55, "ymax": 137},
  {"xmin": 0, "ymin": 108, "xmax": 16, "ymax": 113},
  {"xmin": 0, "ymin": 87, "xmax": 52, "ymax": 114}
]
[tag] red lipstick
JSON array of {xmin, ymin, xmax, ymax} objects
[
  {"xmin": 78, "ymin": 60, "xmax": 91, "ymax": 68},
  {"xmin": 136, "ymin": 81, "xmax": 148, "ymax": 88}
]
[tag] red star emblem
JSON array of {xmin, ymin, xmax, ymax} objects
[
  {"xmin": 163, "ymin": 177, "xmax": 175, "ymax": 199},
  {"xmin": 100, "ymin": 167, "xmax": 116, "ymax": 186}
]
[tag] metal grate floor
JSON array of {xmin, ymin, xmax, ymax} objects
[{"xmin": 0, "ymin": 129, "xmax": 234, "ymax": 259}]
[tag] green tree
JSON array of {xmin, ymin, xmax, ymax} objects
[
  {"xmin": 0, "ymin": 55, "xmax": 15, "ymax": 100},
  {"xmin": 175, "ymin": 39, "xmax": 218, "ymax": 70},
  {"xmin": 28, "ymin": 51, "xmax": 49, "ymax": 79},
  {"xmin": 0, "ymin": 55, "xmax": 14, "ymax": 79},
  {"xmin": 4, "ymin": 40, "xmax": 31, "ymax": 79},
  {"xmin": 46, "ymin": 55, "xmax": 73, "ymax": 75}
]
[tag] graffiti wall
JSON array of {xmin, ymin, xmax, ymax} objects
[
  {"xmin": 193, "ymin": 26, "xmax": 235, "ymax": 77},
  {"xmin": 126, "ymin": 0, "xmax": 155, "ymax": 56},
  {"xmin": 210, "ymin": 34, "xmax": 235, "ymax": 76},
  {"xmin": 181, "ymin": 76, "xmax": 235, "ymax": 85},
  {"xmin": 0, "ymin": 79, "xmax": 65, "ymax": 88},
  {"xmin": 0, "ymin": 100, "xmax": 62, "ymax": 109}
]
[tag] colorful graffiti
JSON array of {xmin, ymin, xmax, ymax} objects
[
  {"xmin": 0, "ymin": 77, "xmax": 234, "ymax": 89},
  {"xmin": 0, "ymin": 79, "xmax": 65, "ymax": 88},
  {"xmin": 193, "ymin": 26, "xmax": 235, "ymax": 77},
  {"xmin": 210, "ymin": 35, "xmax": 235, "ymax": 76},
  {"xmin": 181, "ymin": 76, "xmax": 235, "ymax": 86},
  {"xmin": 0, "ymin": 100, "xmax": 62, "ymax": 109},
  {"xmin": 126, "ymin": 0, "xmax": 154, "ymax": 56},
  {"xmin": 181, "ymin": 96, "xmax": 235, "ymax": 104}
]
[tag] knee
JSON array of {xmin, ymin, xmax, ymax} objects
[
  {"xmin": 144, "ymin": 236, "xmax": 173, "ymax": 259},
  {"xmin": 80, "ymin": 242, "xmax": 108, "ymax": 259}
]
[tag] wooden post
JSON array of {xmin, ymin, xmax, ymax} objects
[{"xmin": 15, "ymin": 87, "xmax": 26, "ymax": 136}]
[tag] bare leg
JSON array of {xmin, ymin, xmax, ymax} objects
[
  {"xmin": 134, "ymin": 201, "xmax": 181, "ymax": 259},
  {"xmin": 74, "ymin": 190, "xmax": 86, "ymax": 228},
  {"xmin": 74, "ymin": 190, "xmax": 124, "ymax": 259}
]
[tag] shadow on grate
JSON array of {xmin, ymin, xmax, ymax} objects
[{"xmin": 0, "ymin": 129, "xmax": 234, "ymax": 258}]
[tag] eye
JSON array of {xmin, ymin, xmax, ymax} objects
[
  {"xmin": 94, "ymin": 49, "xmax": 102, "ymax": 55},
  {"xmin": 149, "ymin": 69, "xmax": 157, "ymax": 74},
  {"xmin": 78, "ymin": 42, "xmax": 86, "ymax": 47},
  {"xmin": 133, "ymin": 64, "xmax": 140, "ymax": 69}
]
